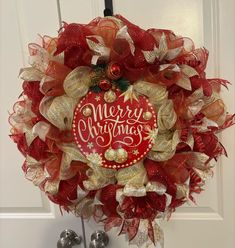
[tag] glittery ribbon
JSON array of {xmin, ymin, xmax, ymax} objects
[
  {"xmin": 39, "ymin": 95, "xmax": 77, "ymax": 130},
  {"xmin": 25, "ymin": 165, "xmax": 46, "ymax": 186},
  {"xmin": 9, "ymin": 99, "xmax": 38, "ymax": 146},
  {"xmin": 142, "ymin": 32, "xmax": 182, "ymax": 63},
  {"xmin": 129, "ymin": 219, "xmax": 164, "ymax": 248},
  {"xmin": 142, "ymin": 32, "xmax": 181, "ymax": 63},
  {"xmin": 19, "ymin": 67, "xmax": 45, "ymax": 81},
  {"xmin": 115, "ymin": 161, "xmax": 149, "ymax": 198},
  {"xmin": 116, "ymin": 25, "xmax": 135, "ymax": 55},
  {"xmin": 63, "ymin": 66, "xmax": 92, "ymax": 99},
  {"xmin": 20, "ymin": 37, "xmax": 65, "ymax": 95},
  {"xmin": 86, "ymin": 35, "xmax": 111, "ymax": 64},
  {"xmin": 44, "ymin": 179, "xmax": 60, "ymax": 195},
  {"xmin": 83, "ymin": 163, "xmax": 116, "ymax": 190},
  {"xmin": 57, "ymin": 143, "xmax": 87, "ymax": 180},
  {"xmin": 157, "ymin": 100, "xmax": 177, "ymax": 131},
  {"xmin": 32, "ymin": 121, "xmax": 50, "ymax": 141},
  {"xmin": 149, "ymin": 130, "xmax": 180, "ymax": 161},
  {"xmin": 133, "ymin": 80, "xmax": 168, "ymax": 106},
  {"xmin": 73, "ymin": 188, "xmax": 103, "ymax": 219}
]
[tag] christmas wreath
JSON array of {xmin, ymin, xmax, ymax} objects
[{"xmin": 9, "ymin": 15, "xmax": 235, "ymax": 247}]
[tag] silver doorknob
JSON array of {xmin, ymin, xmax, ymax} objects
[
  {"xmin": 57, "ymin": 229, "xmax": 82, "ymax": 248},
  {"xmin": 89, "ymin": 230, "xmax": 109, "ymax": 248}
]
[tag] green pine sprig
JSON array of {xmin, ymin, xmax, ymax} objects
[{"xmin": 114, "ymin": 78, "xmax": 130, "ymax": 92}]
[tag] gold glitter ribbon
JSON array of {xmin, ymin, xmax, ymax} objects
[
  {"xmin": 83, "ymin": 163, "xmax": 116, "ymax": 190},
  {"xmin": 58, "ymin": 143, "xmax": 88, "ymax": 180},
  {"xmin": 19, "ymin": 67, "xmax": 45, "ymax": 81},
  {"xmin": 63, "ymin": 66, "xmax": 92, "ymax": 99},
  {"xmin": 74, "ymin": 198, "xmax": 95, "ymax": 218},
  {"xmin": 194, "ymin": 167, "xmax": 213, "ymax": 181},
  {"xmin": 133, "ymin": 80, "xmax": 168, "ymax": 106},
  {"xmin": 39, "ymin": 95, "xmax": 77, "ymax": 130},
  {"xmin": 157, "ymin": 100, "xmax": 177, "ymax": 131},
  {"xmin": 69, "ymin": 186, "xmax": 100, "ymax": 218},
  {"xmin": 120, "ymin": 182, "xmax": 167, "ymax": 199},
  {"xmin": 180, "ymin": 64, "xmax": 199, "ymax": 78},
  {"xmin": 175, "ymin": 178, "xmax": 190, "ymax": 200},
  {"xmin": 116, "ymin": 161, "xmax": 147, "ymax": 187},
  {"xmin": 32, "ymin": 121, "xmax": 50, "ymax": 142},
  {"xmin": 25, "ymin": 165, "xmax": 46, "ymax": 186},
  {"xmin": 25, "ymin": 155, "xmax": 41, "ymax": 167},
  {"xmin": 116, "ymin": 161, "xmax": 170, "ymax": 200},
  {"xmin": 185, "ymin": 152, "xmax": 210, "ymax": 170},
  {"xmin": 44, "ymin": 179, "xmax": 60, "ymax": 195},
  {"xmin": 149, "ymin": 130, "xmax": 180, "ymax": 162}
]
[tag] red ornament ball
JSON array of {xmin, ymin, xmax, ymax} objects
[
  {"xmin": 98, "ymin": 79, "xmax": 112, "ymax": 91},
  {"xmin": 106, "ymin": 62, "xmax": 122, "ymax": 80}
]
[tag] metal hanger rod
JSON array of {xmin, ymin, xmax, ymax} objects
[
  {"xmin": 81, "ymin": 217, "xmax": 87, "ymax": 248},
  {"xmin": 56, "ymin": 0, "xmax": 62, "ymax": 29}
]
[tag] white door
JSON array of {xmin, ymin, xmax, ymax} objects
[{"xmin": 1, "ymin": 0, "xmax": 235, "ymax": 248}]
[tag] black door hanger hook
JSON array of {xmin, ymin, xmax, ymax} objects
[{"xmin": 104, "ymin": 0, "xmax": 113, "ymax": 16}]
